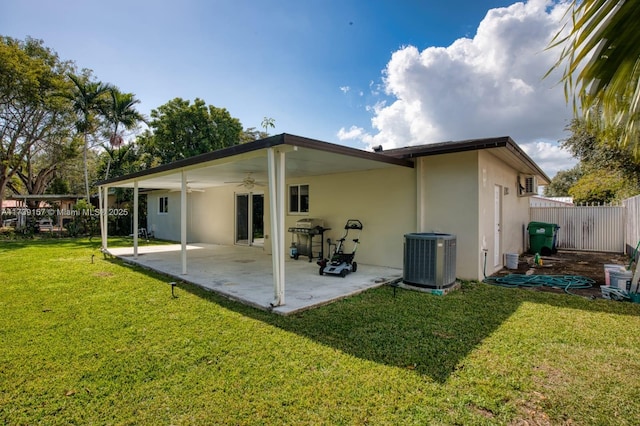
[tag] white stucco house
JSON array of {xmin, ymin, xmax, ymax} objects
[{"xmin": 97, "ymin": 133, "xmax": 549, "ymax": 306}]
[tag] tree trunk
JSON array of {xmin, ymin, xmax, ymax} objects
[{"xmin": 83, "ymin": 131, "xmax": 90, "ymax": 202}]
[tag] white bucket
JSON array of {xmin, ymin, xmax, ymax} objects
[
  {"xmin": 505, "ymin": 253, "xmax": 519, "ymax": 270},
  {"xmin": 604, "ymin": 264, "xmax": 624, "ymax": 286},
  {"xmin": 609, "ymin": 270, "xmax": 632, "ymax": 290}
]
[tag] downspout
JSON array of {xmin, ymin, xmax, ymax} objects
[{"xmin": 416, "ymin": 159, "xmax": 424, "ymax": 232}]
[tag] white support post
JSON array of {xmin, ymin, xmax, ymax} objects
[
  {"xmin": 98, "ymin": 186, "xmax": 105, "ymax": 249},
  {"xmin": 181, "ymin": 170, "xmax": 187, "ymax": 275},
  {"xmin": 267, "ymin": 147, "xmax": 284, "ymax": 306},
  {"xmin": 277, "ymin": 149, "xmax": 286, "ymax": 305},
  {"xmin": 133, "ymin": 181, "xmax": 139, "ymax": 259},
  {"xmin": 102, "ymin": 186, "xmax": 109, "ymax": 251}
]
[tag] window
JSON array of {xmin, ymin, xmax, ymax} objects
[
  {"xmin": 289, "ymin": 184, "xmax": 309, "ymax": 213},
  {"xmin": 159, "ymin": 196, "xmax": 168, "ymax": 214}
]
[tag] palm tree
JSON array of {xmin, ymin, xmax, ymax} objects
[
  {"xmin": 261, "ymin": 116, "xmax": 275, "ymax": 137},
  {"xmin": 549, "ymin": 0, "xmax": 640, "ymax": 158},
  {"xmin": 102, "ymin": 89, "xmax": 145, "ymax": 179},
  {"xmin": 65, "ymin": 73, "xmax": 112, "ymax": 201}
]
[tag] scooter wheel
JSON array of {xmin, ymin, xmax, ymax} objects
[
  {"xmin": 318, "ymin": 267, "xmax": 324, "ymax": 276},
  {"xmin": 340, "ymin": 269, "xmax": 347, "ymax": 278},
  {"xmin": 352, "ymin": 261, "xmax": 357, "ymax": 273}
]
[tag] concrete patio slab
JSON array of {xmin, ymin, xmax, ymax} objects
[{"xmin": 107, "ymin": 244, "xmax": 402, "ymax": 315}]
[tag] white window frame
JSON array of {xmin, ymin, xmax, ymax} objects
[
  {"xmin": 288, "ymin": 184, "xmax": 309, "ymax": 214},
  {"xmin": 158, "ymin": 196, "xmax": 168, "ymax": 214}
]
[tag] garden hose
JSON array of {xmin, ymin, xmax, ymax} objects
[{"xmin": 482, "ymin": 251, "xmax": 594, "ymax": 295}]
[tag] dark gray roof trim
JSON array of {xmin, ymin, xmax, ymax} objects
[
  {"xmin": 97, "ymin": 133, "xmax": 413, "ymax": 186},
  {"xmin": 382, "ymin": 136, "xmax": 550, "ymax": 182},
  {"xmin": 8, "ymin": 194, "xmax": 84, "ymax": 200}
]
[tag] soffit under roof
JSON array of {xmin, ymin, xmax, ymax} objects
[
  {"xmin": 98, "ymin": 134, "xmax": 550, "ymax": 190},
  {"xmin": 100, "ymin": 134, "xmax": 414, "ymax": 190}
]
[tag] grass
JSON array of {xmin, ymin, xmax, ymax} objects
[{"xmin": 1, "ymin": 238, "xmax": 640, "ymax": 424}]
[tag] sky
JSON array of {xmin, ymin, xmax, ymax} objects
[{"xmin": 1, "ymin": 0, "xmax": 577, "ymax": 177}]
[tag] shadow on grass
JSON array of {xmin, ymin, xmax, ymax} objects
[
  {"xmin": 0, "ymin": 236, "xmax": 103, "ymax": 253},
  {"xmin": 99, "ymin": 253, "xmax": 640, "ymax": 384},
  {"xmin": 172, "ymin": 277, "xmax": 639, "ymax": 383},
  {"xmin": 0, "ymin": 236, "xmax": 168, "ymax": 253}
]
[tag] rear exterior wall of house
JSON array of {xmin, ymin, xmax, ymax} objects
[{"xmin": 147, "ymin": 165, "xmax": 416, "ymax": 269}]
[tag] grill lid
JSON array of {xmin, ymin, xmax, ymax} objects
[{"xmin": 295, "ymin": 218, "xmax": 324, "ymax": 229}]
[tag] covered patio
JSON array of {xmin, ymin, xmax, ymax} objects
[
  {"xmin": 98, "ymin": 134, "xmax": 413, "ymax": 313},
  {"xmin": 108, "ymin": 243, "xmax": 402, "ymax": 315}
]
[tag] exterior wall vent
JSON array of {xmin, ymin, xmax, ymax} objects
[{"xmin": 403, "ymin": 233, "xmax": 457, "ymax": 288}]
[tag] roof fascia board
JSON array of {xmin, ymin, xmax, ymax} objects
[
  {"xmin": 282, "ymin": 133, "xmax": 414, "ymax": 168},
  {"xmin": 97, "ymin": 135, "xmax": 286, "ymax": 186},
  {"xmin": 385, "ymin": 137, "xmax": 510, "ymax": 158},
  {"xmin": 383, "ymin": 136, "xmax": 549, "ymax": 183},
  {"xmin": 501, "ymin": 138, "xmax": 550, "ymax": 183},
  {"xmin": 8, "ymin": 194, "xmax": 84, "ymax": 200},
  {"xmin": 97, "ymin": 133, "xmax": 413, "ymax": 187}
]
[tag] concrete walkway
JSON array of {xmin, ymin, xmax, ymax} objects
[{"xmin": 108, "ymin": 244, "xmax": 402, "ymax": 315}]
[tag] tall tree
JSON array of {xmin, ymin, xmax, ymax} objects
[
  {"xmin": 549, "ymin": 0, "xmax": 640, "ymax": 157},
  {"xmin": 101, "ymin": 88, "xmax": 145, "ymax": 179},
  {"xmin": 240, "ymin": 127, "xmax": 262, "ymax": 143},
  {"xmin": 139, "ymin": 98, "xmax": 242, "ymax": 164},
  {"xmin": 0, "ymin": 36, "xmax": 75, "ymax": 211},
  {"xmin": 9, "ymin": 132, "xmax": 81, "ymax": 204},
  {"xmin": 64, "ymin": 73, "xmax": 112, "ymax": 201},
  {"xmin": 562, "ymin": 117, "xmax": 640, "ymax": 182},
  {"xmin": 97, "ymin": 143, "xmax": 138, "ymax": 181},
  {"xmin": 261, "ymin": 116, "xmax": 275, "ymax": 136},
  {"xmin": 552, "ymin": 117, "xmax": 640, "ymax": 203},
  {"xmin": 544, "ymin": 165, "xmax": 583, "ymax": 197},
  {"xmin": 568, "ymin": 169, "xmax": 627, "ymax": 205}
]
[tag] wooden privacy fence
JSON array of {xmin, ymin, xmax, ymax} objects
[{"xmin": 530, "ymin": 205, "xmax": 626, "ymax": 253}]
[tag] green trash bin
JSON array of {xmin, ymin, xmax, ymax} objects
[{"xmin": 527, "ymin": 221, "xmax": 559, "ymax": 255}]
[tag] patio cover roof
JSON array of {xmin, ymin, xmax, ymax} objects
[
  {"xmin": 95, "ymin": 134, "xmax": 414, "ymax": 309},
  {"xmin": 96, "ymin": 133, "xmax": 414, "ymax": 190}
]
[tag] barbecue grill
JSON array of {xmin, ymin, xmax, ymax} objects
[{"xmin": 288, "ymin": 218, "xmax": 329, "ymax": 262}]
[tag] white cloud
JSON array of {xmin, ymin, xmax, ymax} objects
[
  {"xmin": 338, "ymin": 0, "xmax": 576, "ymax": 177},
  {"xmin": 337, "ymin": 125, "xmax": 367, "ymax": 140},
  {"xmin": 339, "ymin": 86, "xmax": 350, "ymax": 94},
  {"xmin": 520, "ymin": 140, "xmax": 577, "ymax": 178}
]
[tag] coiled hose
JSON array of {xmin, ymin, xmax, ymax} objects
[{"xmin": 482, "ymin": 251, "xmax": 594, "ymax": 295}]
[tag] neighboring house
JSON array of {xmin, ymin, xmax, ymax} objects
[
  {"xmin": 96, "ymin": 134, "xmax": 549, "ymax": 303},
  {"xmin": 3, "ymin": 195, "xmax": 83, "ymax": 228}
]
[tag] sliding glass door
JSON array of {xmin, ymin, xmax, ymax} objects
[{"xmin": 235, "ymin": 193, "xmax": 264, "ymax": 246}]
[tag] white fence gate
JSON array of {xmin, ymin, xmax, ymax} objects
[
  {"xmin": 624, "ymin": 195, "xmax": 640, "ymax": 254},
  {"xmin": 530, "ymin": 205, "xmax": 626, "ymax": 253}
]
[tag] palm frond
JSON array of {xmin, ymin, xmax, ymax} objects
[{"xmin": 548, "ymin": 0, "xmax": 640, "ymax": 158}]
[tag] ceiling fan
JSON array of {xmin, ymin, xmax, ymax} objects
[
  {"xmin": 169, "ymin": 181, "xmax": 205, "ymax": 193},
  {"xmin": 224, "ymin": 172, "xmax": 266, "ymax": 190},
  {"xmin": 169, "ymin": 187, "xmax": 205, "ymax": 193}
]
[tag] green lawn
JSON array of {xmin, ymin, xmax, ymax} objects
[{"xmin": 1, "ymin": 239, "xmax": 640, "ymax": 425}]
